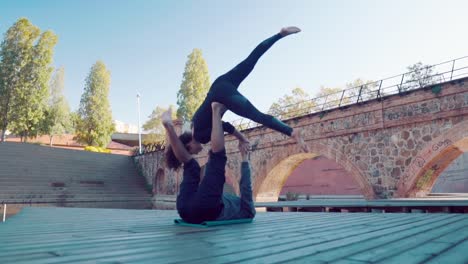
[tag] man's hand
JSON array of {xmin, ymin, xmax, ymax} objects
[
  {"xmin": 239, "ymin": 140, "xmax": 250, "ymax": 162},
  {"xmin": 161, "ymin": 108, "xmax": 173, "ymax": 127},
  {"xmin": 239, "ymin": 140, "xmax": 250, "ymax": 154}
]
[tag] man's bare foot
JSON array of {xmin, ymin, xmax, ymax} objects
[
  {"xmin": 280, "ymin": 26, "xmax": 301, "ymax": 37},
  {"xmin": 291, "ymin": 128, "xmax": 309, "ymax": 152},
  {"xmin": 161, "ymin": 109, "xmax": 173, "ymax": 127},
  {"xmin": 211, "ymin": 102, "xmax": 227, "ymax": 115}
]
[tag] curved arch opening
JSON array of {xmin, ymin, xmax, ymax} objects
[
  {"xmin": 408, "ymin": 137, "xmax": 467, "ymax": 197},
  {"xmin": 432, "ymin": 138, "xmax": 468, "ymax": 193},
  {"xmin": 255, "ymin": 153, "xmax": 319, "ymax": 202},
  {"xmin": 279, "ymin": 156, "xmax": 363, "ymax": 200}
]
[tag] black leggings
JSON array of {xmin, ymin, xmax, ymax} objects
[
  {"xmin": 209, "ymin": 33, "xmax": 293, "ymax": 136},
  {"xmin": 176, "ymin": 151, "xmax": 226, "ymax": 224}
]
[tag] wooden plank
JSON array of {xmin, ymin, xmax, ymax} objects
[
  {"xmin": 341, "ymin": 217, "xmax": 468, "ymax": 263},
  {"xmin": 205, "ymin": 214, "xmax": 384, "ymax": 244},
  {"xmin": 424, "ymin": 239, "xmax": 468, "ymax": 263},
  {"xmin": 210, "ymin": 215, "xmax": 462, "ymax": 264},
  {"xmin": 150, "ymin": 215, "xmax": 452, "ymax": 263},
  {"xmin": 282, "ymin": 217, "xmax": 468, "ymax": 263},
  {"xmin": 366, "ymin": 226, "xmax": 468, "ymax": 263}
]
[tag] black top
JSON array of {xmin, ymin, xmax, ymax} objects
[{"xmin": 191, "ymin": 91, "xmax": 235, "ymax": 144}]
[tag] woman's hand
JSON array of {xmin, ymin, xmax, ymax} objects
[{"xmin": 161, "ymin": 109, "xmax": 173, "ymax": 127}]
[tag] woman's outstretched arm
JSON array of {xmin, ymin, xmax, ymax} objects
[{"xmin": 161, "ymin": 109, "xmax": 192, "ymax": 163}]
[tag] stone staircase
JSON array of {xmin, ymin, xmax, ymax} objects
[{"xmin": 0, "ymin": 142, "xmax": 152, "ymax": 216}]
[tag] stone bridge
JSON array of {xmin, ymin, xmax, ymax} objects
[{"xmin": 135, "ymin": 77, "xmax": 468, "ymax": 203}]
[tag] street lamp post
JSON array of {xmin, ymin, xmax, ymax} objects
[{"xmin": 137, "ymin": 93, "xmax": 142, "ymax": 155}]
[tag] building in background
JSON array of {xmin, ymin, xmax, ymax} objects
[{"xmin": 114, "ymin": 120, "xmax": 138, "ymax": 134}]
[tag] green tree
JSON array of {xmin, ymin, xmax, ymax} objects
[
  {"xmin": 0, "ymin": 18, "xmax": 57, "ymax": 141},
  {"xmin": 316, "ymin": 86, "xmax": 343, "ymax": 109},
  {"xmin": 344, "ymin": 78, "xmax": 378, "ymax": 103},
  {"xmin": 69, "ymin": 111, "xmax": 80, "ymax": 134},
  {"xmin": 268, "ymin": 87, "xmax": 317, "ymax": 120},
  {"xmin": 402, "ymin": 62, "xmax": 438, "ymax": 91},
  {"xmin": 41, "ymin": 67, "xmax": 72, "ymax": 145},
  {"xmin": 10, "ymin": 28, "xmax": 58, "ymax": 141},
  {"xmin": 142, "ymin": 105, "xmax": 176, "ymax": 144},
  {"xmin": 176, "ymin": 48, "xmax": 210, "ymax": 122},
  {"xmin": 75, "ymin": 61, "xmax": 115, "ymax": 147},
  {"xmin": 315, "ymin": 79, "xmax": 377, "ymax": 109}
]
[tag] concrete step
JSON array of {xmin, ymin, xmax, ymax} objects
[
  {"xmin": 0, "ymin": 189, "xmax": 150, "ymax": 195},
  {"xmin": 0, "ymin": 142, "xmax": 152, "ymax": 210},
  {"xmin": 0, "ymin": 196, "xmax": 152, "ymax": 201},
  {"xmin": 2, "ymin": 201, "xmax": 153, "ymax": 213},
  {"xmin": 3, "ymin": 178, "xmax": 142, "ymax": 184},
  {"xmin": 0, "ymin": 193, "xmax": 152, "ymax": 199},
  {"xmin": 0, "ymin": 183, "xmax": 146, "ymax": 189}
]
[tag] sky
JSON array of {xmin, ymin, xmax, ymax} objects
[{"xmin": 1, "ymin": 0, "xmax": 468, "ymax": 128}]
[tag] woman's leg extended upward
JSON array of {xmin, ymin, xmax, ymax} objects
[
  {"xmin": 216, "ymin": 31, "xmax": 285, "ymax": 88},
  {"xmin": 214, "ymin": 27, "xmax": 300, "ymax": 91},
  {"xmin": 212, "ymin": 27, "xmax": 308, "ymax": 151}
]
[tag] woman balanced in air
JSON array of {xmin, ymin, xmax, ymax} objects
[{"xmin": 190, "ymin": 26, "xmax": 308, "ymax": 153}]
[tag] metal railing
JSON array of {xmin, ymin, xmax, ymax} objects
[
  {"xmin": 133, "ymin": 141, "xmax": 166, "ymax": 156},
  {"xmin": 231, "ymin": 56, "xmax": 468, "ymax": 130}
]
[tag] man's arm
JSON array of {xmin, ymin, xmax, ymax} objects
[
  {"xmin": 161, "ymin": 109, "xmax": 192, "ymax": 164},
  {"xmin": 239, "ymin": 142, "xmax": 255, "ymax": 218},
  {"xmin": 222, "ymin": 121, "xmax": 250, "ymax": 153},
  {"xmin": 239, "ymin": 155, "xmax": 252, "ymax": 198},
  {"xmin": 232, "ymin": 127, "xmax": 250, "ymax": 153}
]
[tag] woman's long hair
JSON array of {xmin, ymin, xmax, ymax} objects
[{"xmin": 165, "ymin": 131, "xmax": 193, "ymax": 170}]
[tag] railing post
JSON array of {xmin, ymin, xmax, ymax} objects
[
  {"xmin": 450, "ymin": 59, "xmax": 456, "ymax": 81},
  {"xmin": 398, "ymin": 74, "xmax": 405, "ymax": 93},
  {"xmin": 357, "ymin": 85, "xmax": 364, "ymax": 103},
  {"xmin": 377, "ymin": 80, "xmax": 383, "ymax": 99},
  {"xmin": 2, "ymin": 204, "xmax": 6, "ymax": 222},
  {"xmin": 338, "ymin": 90, "xmax": 346, "ymax": 107}
]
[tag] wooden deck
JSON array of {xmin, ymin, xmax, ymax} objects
[
  {"xmin": 1, "ymin": 207, "xmax": 468, "ymax": 263},
  {"xmin": 256, "ymin": 198, "xmax": 468, "ymax": 213}
]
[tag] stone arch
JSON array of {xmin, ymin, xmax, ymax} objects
[
  {"xmin": 254, "ymin": 142, "xmax": 375, "ymax": 202},
  {"xmin": 397, "ymin": 119, "xmax": 468, "ymax": 197},
  {"xmin": 153, "ymin": 168, "xmax": 165, "ymax": 195}
]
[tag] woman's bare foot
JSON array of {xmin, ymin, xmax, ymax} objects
[
  {"xmin": 280, "ymin": 26, "xmax": 301, "ymax": 37},
  {"xmin": 291, "ymin": 128, "xmax": 309, "ymax": 152}
]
